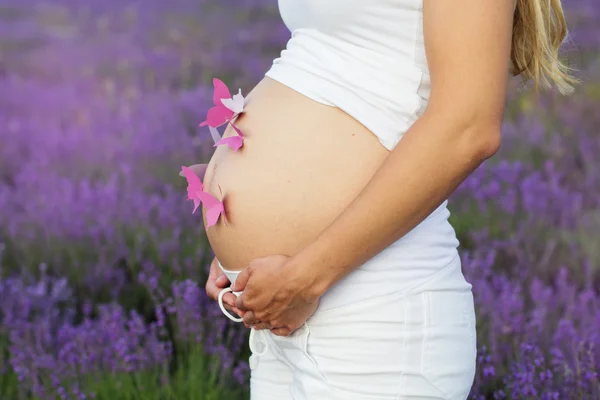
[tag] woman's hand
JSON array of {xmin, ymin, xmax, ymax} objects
[
  {"xmin": 183, "ymin": 164, "xmax": 321, "ymax": 334},
  {"xmin": 205, "ymin": 256, "xmax": 246, "ymax": 317},
  {"xmin": 231, "ymin": 255, "xmax": 321, "ymax": 337}
]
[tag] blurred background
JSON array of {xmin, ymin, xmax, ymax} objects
[{"xmin": 0, "ymin": 0, "xmax": 598, "ymax": 399}]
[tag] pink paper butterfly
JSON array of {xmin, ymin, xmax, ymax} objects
[
  {"xmin": 197, "ymin": 184, "xmax": 227, "ymax": 228},
  {"xmin": 180, "ymin": 166, "xmax": 227, "ymax": 228},
  {"xmin": 180, "ymin": 165, "xmax": 203, "ymax": 214},
  {"xmin": 213, "ymin": 122, "xmax": 244, "ymax": 151},
  {"xmin": 199, "ymin": 78, "xmax": 245, "ymax": 128}
]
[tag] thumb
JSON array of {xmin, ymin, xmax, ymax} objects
[
  {"xmin": 215, "ymin": 274, "xmax": 230, "ymax": 288},
  {"xmin": 231, "ymin": 267, "xmax": 251, "ymax": 292}
]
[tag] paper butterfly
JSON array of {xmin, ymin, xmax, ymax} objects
[
  {"xmin": 197, "ymin": 184, "xmax": 227, "ymax": 228},
  {"xmin": 180, "ymin": 165, "xmax": 204, "ymax": 214},
  {"xmin": 199, "ymin": 78, "xmax": 245, "ymax": 128},
  {"xmin": 213, "ymin": 123, "xmax": 244, "ymax": 151},
  {"xmin": 180, "ymin": 166, "xmax": 227, "ymax": 228}
]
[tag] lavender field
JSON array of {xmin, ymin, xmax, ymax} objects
[{"xmin": 0, "ymin": 0, "xmax": 599, "ymax": 399}]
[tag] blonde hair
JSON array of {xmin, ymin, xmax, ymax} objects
[{"xmin": 511, "ymin": 0, "xmax": 580, "ymax": 95}]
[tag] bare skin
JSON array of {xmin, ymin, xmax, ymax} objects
[
  {"xmin": 201, "ymin": 77, "xmax": 390, "ymax": 271},
  {"xmin": 194, "ymin": 77, "xmax": 390, "ymax": 326},
  {"xmin": 203, "ymin": 0, "xmax": 513, "ymax": 335},
  {"xmin": 231, "ymin": 0, "xmax": 513, "ymax": 336}
]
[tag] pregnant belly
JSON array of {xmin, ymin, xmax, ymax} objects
[{"xmin": 202, "ymin": 77, "xmax": 390, "ymax": 270}]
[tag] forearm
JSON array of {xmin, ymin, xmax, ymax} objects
[{"xmin": 290, "ymin": 110, "xmax": 500, "ymax": 298}]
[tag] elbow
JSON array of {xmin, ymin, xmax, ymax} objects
[
  {"xmin": 445, "ymin": 118, "xmax": 502, "ymax": 163},
  {"xmin": 423, "ymin": 102, "xmax": 503, "ymax": 161},
  {"xmin": 430, "ymin": 114, "xmax": 503, "ymax": 161},
  {"xmin": 447, "ymin": 114, "xmax": 503, "ymax": 161},
  {"xmin": 468, "ymin": 123, "xmax": 502, "ymax": 160},
  {"xmin": 476, "ymin": 124, "xmax": 502, "ymax": 160}
]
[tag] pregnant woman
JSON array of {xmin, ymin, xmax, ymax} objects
[{"xmin": 187, "ymin": 0, "xmax": 578, "ymax": 398}]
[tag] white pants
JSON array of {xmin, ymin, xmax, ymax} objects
[
  {"xmin": 220, "ymin": 203, "xmax": 476, "ymax": 399},
  {"xmin": 246, "ymin": 253, "xmax": 476, "ymax": 400}
]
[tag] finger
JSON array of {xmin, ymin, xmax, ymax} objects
[
  {"xmin": 215, "ymin": 274, "xmax": 230, "ymax": 288},
  {"xmin": 206, "ymin": 257, "xmax": 218, "ymax": 281},
  {"xmin": 270, "ymin": 327, "xmax": 291, "ymax": 337},
  {"xmin": 232, "ymin": 307, "xmax": 246, "ymax": 316},
  {"xmin": 205, "ymin": 278, "xmax": 221, "ymax": 301},
  {"xmin": 254, "ymin": 321, "xmax": 270, "ymax": 330},
  {"xmin": 230, "ymin": 265, "xmax": 251, "ymax": 292},
  {"xmin": 222, "ymin": 292, "xmax": 237, "ymax": 307},
  {"xmin": 206, "ymin": 258, "xmax": 229, "ymax": 301},
  {"xmin": 235, "ymin": 291, "xmax": 248, "ymax": 312},
  {"xmin": 242, "ymin": 311, "xmax": 258, "ymax": 327},
  {"xmin": 222, "ymin": 302, "xmax": 237, "ymax": 314},
  {"xmin": 205, "ymin": 258, "xmax": 219, "ymax": 294},
  {"xmin": 220, "ymin": 302, "xmax": 246, "ymax": 318},
  {"xmin": 206, "ymin": 279, "xmax": 224, "ymax": 301}
]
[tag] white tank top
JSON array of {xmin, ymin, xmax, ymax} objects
[
  {"xmin": 262, "ymin": 0, "xmax": 465, "ymax": 301},
  {"xmin": 264, "ymin": 0, "xmax": 429, "ymax": 151}
]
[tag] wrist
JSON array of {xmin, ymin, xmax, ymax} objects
[{"xmin": 284, "ymin": 240, "xmax": 338, "ymax": 301}]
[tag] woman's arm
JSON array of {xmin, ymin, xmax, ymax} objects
[
  {"xmin": 233, "ymin": 0, "xmax": 516, "ymax": 334},
  {"xmin": 293, "ymin": 0, "xmax": 516, "ymax": 298}
]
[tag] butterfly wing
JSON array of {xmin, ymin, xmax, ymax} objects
[
  {"xmin": 197, "ymin": 190, "xmax": 219, "ymax": 208},
  {"xmin": 197, "ymin": 191, "xmax": 225, "ymax": 228},
  {"xmin": 180, "ymin": 166, "xmax": 203, "ymax": 200},
  {"xmin": 205, "ymin": 202, "xmax": 225, "ymax": 227},
  {"xmin": 213, "ymin": 78, "xmax": 232, "ymax": 106},
  {"xmin": 230, "ymin": 122, "xmax": 244, "ymax": 138},
  {"xmin": 192, "ymin": 198, "xmax": 201, "ymax": 214},
  {"xmin": 208, "ymin": 126, "xmax": 222, "ymax": 144},
  {"xmin": 220, "ymin": 89, "xmax": 245, "ymax": 114},
  {"xmin": 213, "ymin": 136, "xmax": 243, "ymax": 151},
  {"xmin": 199, "ymin": 105, "xmax": 233, "ymax": 128}
]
